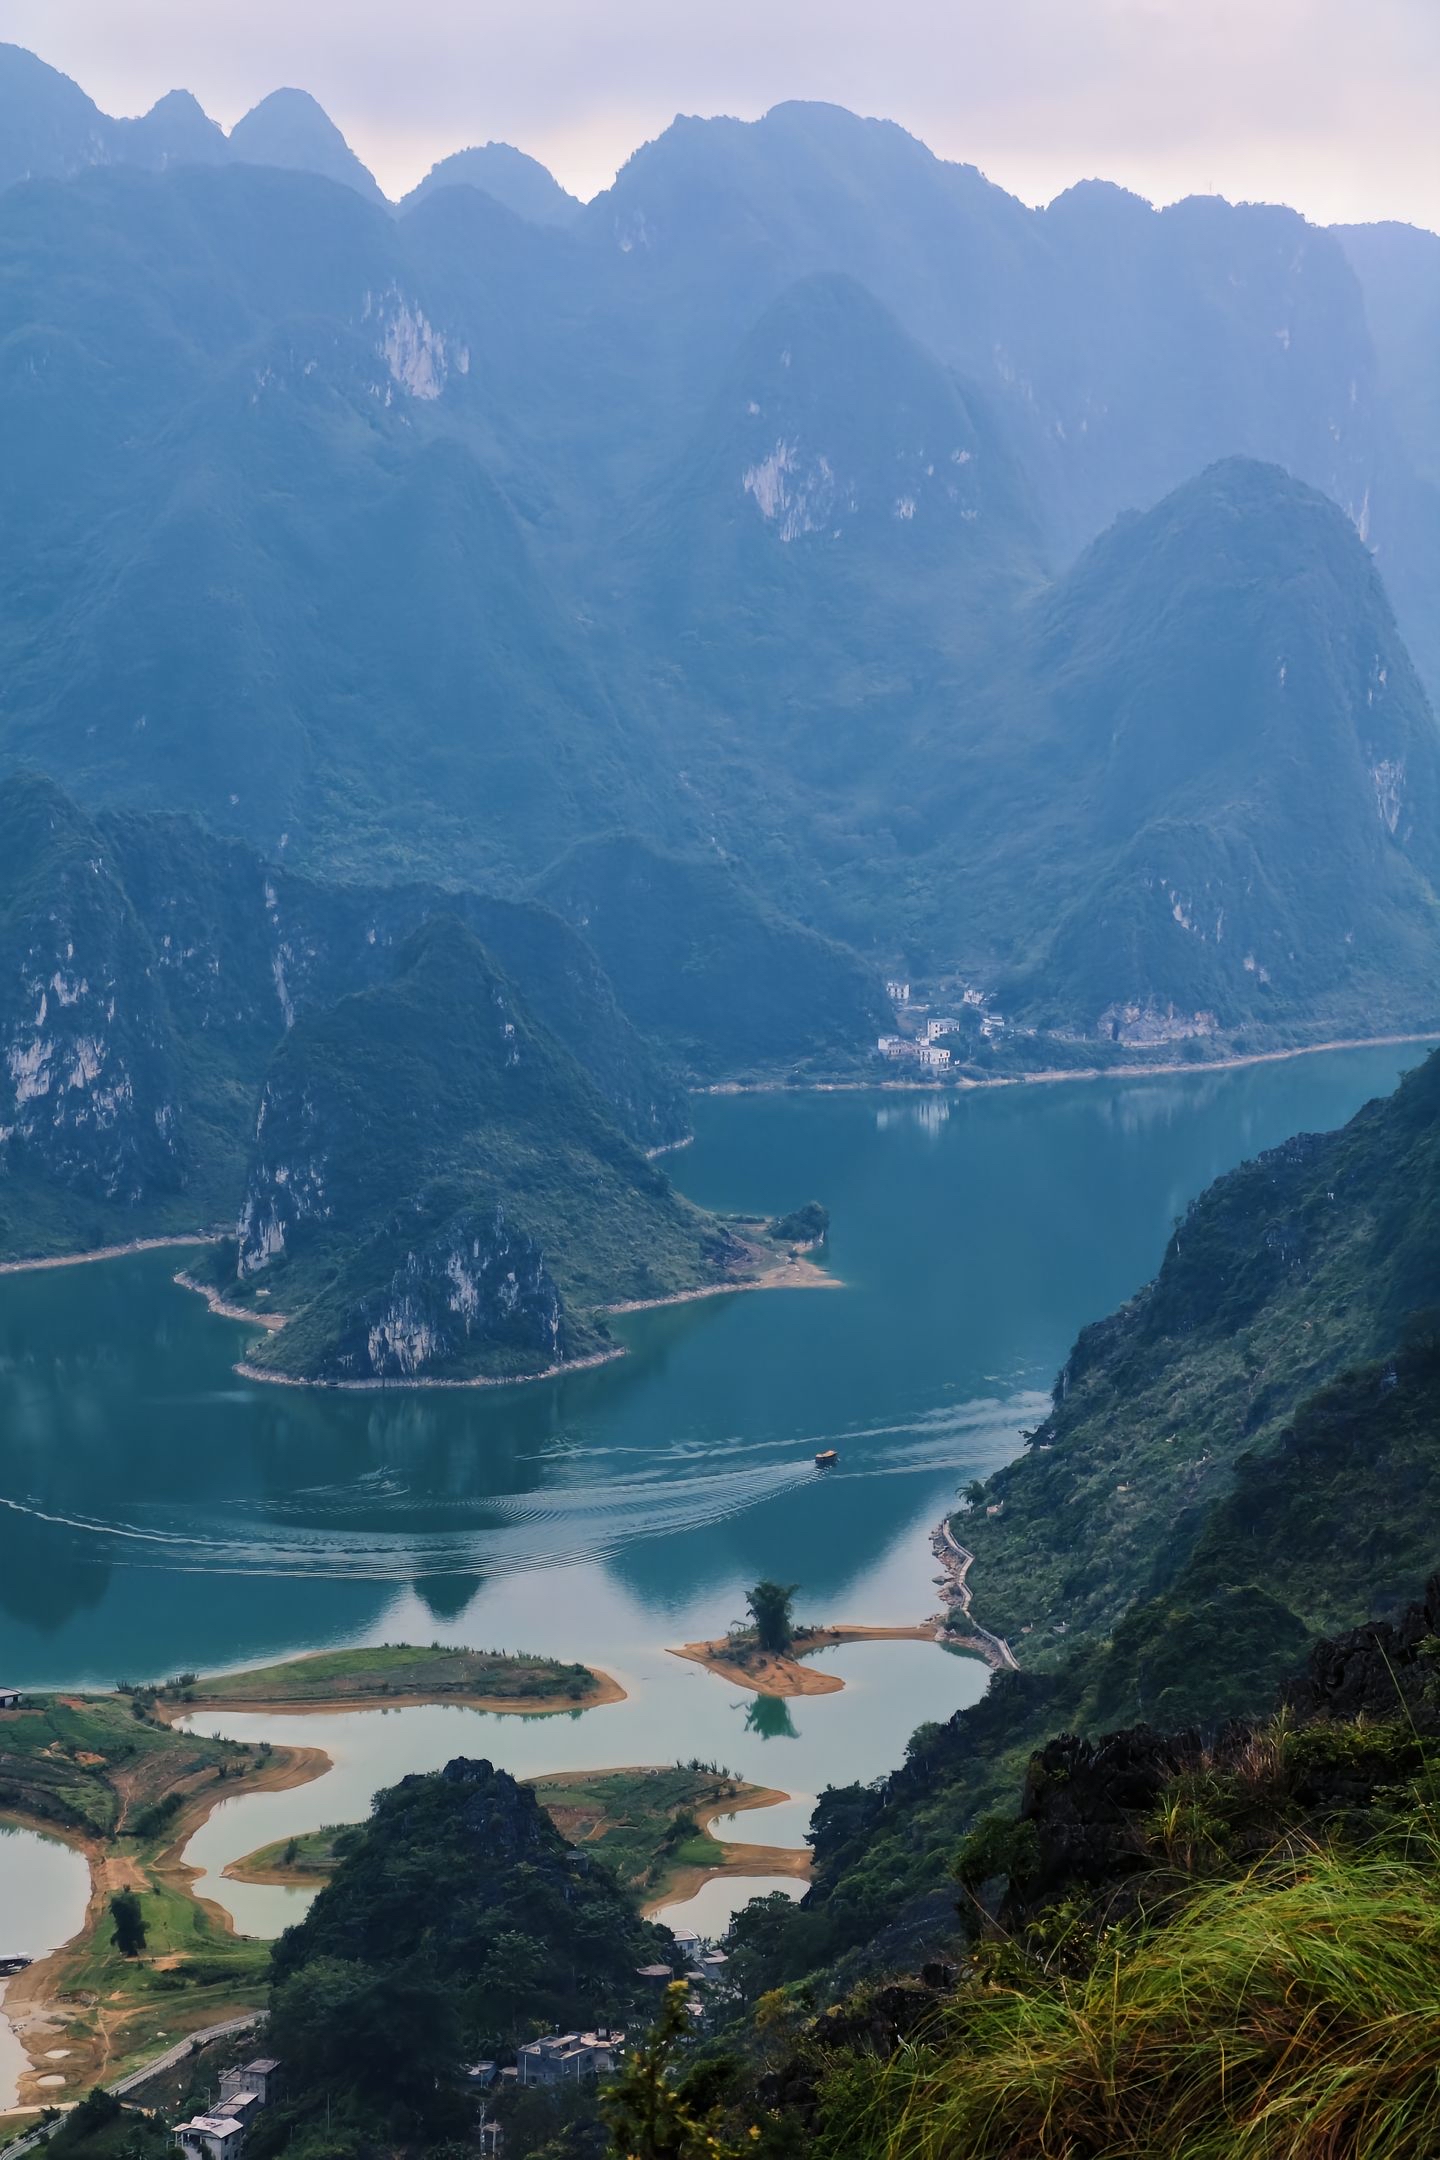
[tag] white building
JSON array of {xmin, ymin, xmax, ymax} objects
[
  {"xmin": 173, "ymin": 2116, "xmax": 245, "ymax": 2160},
  {"xmin": 917, "ymin": 1043, "xmax": 951, "ymax": 1069},
  {"xmin": 0, "ymin": 1690, "xmax": 21, "ymax": 1709},
  {"xmin": 885, "ymin": 979, "xmax": 911, "ymax": 1003},
  {"xmin": 876, "ymin": 1035, "xmax": 917, "ymax": 1059},
  {"xmin": 924, "ymin": 1017, "xmax": 959, "ymax": 1041}
]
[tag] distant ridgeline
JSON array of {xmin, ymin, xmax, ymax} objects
[
  {"xmin": 747, "ymin": 1046, "xmax": 1440, "ymax": 1988},
  {"xmin": 0, "ymin": 47, "xmax": 1438, "ymax": 1064},
  {"xmin": 0, "ymin": 775, "xmax": 844, "ymax": 1379}
]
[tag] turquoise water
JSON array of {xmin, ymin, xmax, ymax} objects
[
  {"xmin": 0, "ymin": 1052, "xmax": 1417, "ymax": 1694},
  {"xmin": 0, "ymin": 1823, "xmax": 90, "ymax": 2106},
  {"xmin": 0, "ymin": 1050, "xmax": 1425, "ymax": 1965}
]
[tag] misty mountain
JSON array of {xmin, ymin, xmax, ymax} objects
[
  {"xmin": 0, "ymin": 42, "xmax": 384, "ymax": 201},
  {"xmin": 400, "ymin": 142, "xmax": 582, "ymax": 225},
  {"xmin": 227, "ymin": 87, "xmax": 387, "ymax": 203},
  {"xmin": 0, "ymin": 49, "xmax": 1438, "ymax": 1067},
  {"xmin": 973, "ymin": 461, "xmax": 1440, "ymax": 1047}
]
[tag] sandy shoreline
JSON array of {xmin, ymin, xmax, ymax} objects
[
  {"xmin": 230, "ymin": 1344, "xmax": 628, "ymax": 1392},
  {"xmin": 701, "ymin": 1030, "xmax": 1440, "ymax": 1097},
  {"xmin": 642, "ymin": 1782, "xmax": 811, "ymax": 1913},
  {"xmin": 0, "ymin": 1741, "xmax": 330, "ymax": 2105},
  {"xmin": 670, "ymin": 1622, "xmax": 941, "ymax": 1698},
  {"xmin": 606, "ymin": 1249, "xmax": 839, "ymax": 1314},
  {"xmin": 174, "ymin": 1271, "xmax": 288, "ymax": 1331},
  {"xmin": 0, "ymin": 1233, "xmax": 218, "ymax": 1278}
]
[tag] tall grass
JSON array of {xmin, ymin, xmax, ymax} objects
[{"xmin": 825, "ymin": 1824, "xmax": 1440, "ymax": 2159}]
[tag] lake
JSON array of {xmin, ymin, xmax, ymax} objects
[{"xmin": 0, "ymin": 1049, "xmax": 1424, "ymax": 1967}]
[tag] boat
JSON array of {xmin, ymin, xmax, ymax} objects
[{"xmin": 814, "ymin": 1449, "xmax": 839, "ymax": 1469}]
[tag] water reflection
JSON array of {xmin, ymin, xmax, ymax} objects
[
  {"xmin": 745, "ymin": 1695, "xmax": 799, "ymax": 1741},
  {"xmin": 0, "ymin": 1046, "xmax": 1422, "ymax": 1687}
]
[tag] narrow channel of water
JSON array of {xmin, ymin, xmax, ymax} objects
[{"xmin": 178, "ymin": 1624, "xmax": 991, "ymax": 1939}]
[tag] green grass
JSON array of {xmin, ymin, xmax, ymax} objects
[
  {"xmin": 176, "ymin": 1642, "xmax": 601, "ymax": 1707},
  {"xmin": 0, "ymin": 1693, "xmax": 257, "ymax": 1837},
  {"xmin": 821, "ymin": 1830, "xmax": 1440, "ymax": 2160},
  {"xmin": 524, "ymin": 1764, "xmax": 757, "ymax": 1895}
]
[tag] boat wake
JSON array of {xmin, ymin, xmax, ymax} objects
[{"xmin": 0, "ymin": 1391, "xmax": 1044, "ymax": 1580}]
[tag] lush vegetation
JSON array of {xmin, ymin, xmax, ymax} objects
[
  {"xmin": 259, "ymin": 1756, "xmax": 675, "ymax": 2150},
  {"xmin": 179, "ymin": 1642, "xmax": 605, "ymax": 1708},
  {"xmin": 731, "ymin": 1050, "xmax": 1440, "ymax": 1991},
  {"xmin": 0, "ymin": 1688, "xmax": 262, "ymax": 1838},
  {"xmin": 0, "ymin": 79, "xmax": 1435, "ymax": 1070},
  {"xmin": 745, "ymin": 1584, "xmax": 800, "ymax": 1656},
  {"xmin": 959, "ymin": 1044, "xmax": 1440, "ymax": 1668}
]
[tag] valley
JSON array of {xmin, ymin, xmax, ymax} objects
[
  {"xmin": 0, "ymin": 36, "xmax": 1436, "ymax": 2155},
  {"xmin": 0, "ymin": 1050, "xmax": 1414, "ymax": 2110}
]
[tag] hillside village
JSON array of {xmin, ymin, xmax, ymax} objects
[{"xmin": 875, "ymin": 979, "xmax": 1008, "ymax": 1071}]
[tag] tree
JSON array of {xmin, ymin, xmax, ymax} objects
[
  {"xmin": 601, "ymin": 1982, "xmax": 737, "ymax": 2160},
  {"xmin": 745, "ymin": 1581, "xmax": 799, "ymax": 1654},
  {"xmin": 962, "ymin": 1480, "xmax": 988, "ymax": 1509},
  {"xmin": 110, "ymin": 1891, "xmax": 147, "ymax": 1958}
]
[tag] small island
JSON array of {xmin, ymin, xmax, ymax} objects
[
  {"xmin": 146, "ymin": 1642, "xmax": 625, "ymax": 1717},
  {"xmin": 669, "ymin": 1581, "xmax": 940, "ymax": 1697}
]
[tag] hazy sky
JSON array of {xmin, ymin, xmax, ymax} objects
[{"xmin": 4, "ymin": 0, "xmax": 1437, "ymax": 228}]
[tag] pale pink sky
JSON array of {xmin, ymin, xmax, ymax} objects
[{"xmin": 3, "ymin": 0, "xmax": 1436, "ymax": 229}]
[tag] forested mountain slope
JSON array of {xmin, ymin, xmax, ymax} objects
[{"xmin": 753, "ymin": 1050, "xmax": 1440, "ymax": 1984}]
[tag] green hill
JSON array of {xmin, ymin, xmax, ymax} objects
[
  {"xmin": 227, "ymin": 916, "xmax": 734, "ymax": 1381},
  {"xmin": 535, "ymin": 833, "xmax": 889, "ymax": 1079},
  {"xmin": 266, "ymin": 1755, "xmax": 671, "ymax": 2141}
]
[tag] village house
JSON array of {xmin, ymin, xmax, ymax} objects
[
  {"xmin": 173, "ymin": 2056, "xmax": 282, "ymax": 2160},
  {"xmin": 173, "ymin": 2113, "xmax": 245, "ymax": 2160},
  {"xmin": 884, "ymin": 979, "xmax": 911, "ymax": 1003},
  {"xmin": 0, "ymin": 1689, "xmax": 22, "ymax": 1709},
  {"xmin": 517, "ymin": 2029, "xmax": 625, "ymax": 2088},
  {"xmin": 924, "ymin": 1017, "xmax": 959, "ymax": 1041},
  {"xmin": 876, "ymin": 1034, "xmax": 918, "ymax": 1059},
  {"xmin": 916, "ymin": 1042, "xmax": 951, "ymax": 1068},
  {"xmin": 220, "ymin": 2062, "xmax": 281, "ymax": 2109}
]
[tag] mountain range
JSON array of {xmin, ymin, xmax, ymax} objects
[{"xmin": 1, "ymin": 43, "xmax": 1438, "ymax": 1070}]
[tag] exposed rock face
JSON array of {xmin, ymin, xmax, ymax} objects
[
  {"xmin": 0, "ymin": 785, "xmax": 186, "ymax": 1207},
  {"xmin": 329, "ymin": 1208, "xmax": 566, "ymax": 1380},
  {"xmin": 1096, "ymin": 1000, "xmax": 1219, "ymax": 1046},
  {"xmin": 1289, "ymin": 1567, "xmax": 1440, "ymax": 1726}
]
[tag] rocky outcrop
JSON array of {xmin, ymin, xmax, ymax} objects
[
  {"xmin": 328, "ymin": 1208, "xmax": 567, "ymax": 1380},
  {"xmin": 0, "ymin": 782, "xmax": 186, "ymax": 1208}
]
